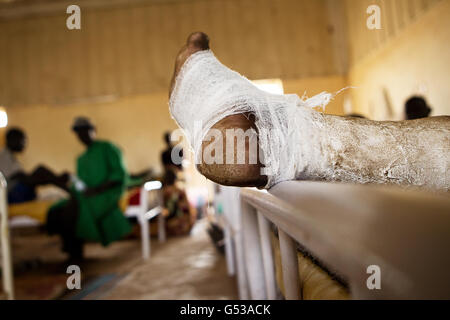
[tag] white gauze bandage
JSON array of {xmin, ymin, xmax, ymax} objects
[{"xmin": 169, "ymin": 50, "xmax": 339, "ymax": 188}]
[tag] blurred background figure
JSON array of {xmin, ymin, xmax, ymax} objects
[
  {"xmin": 161, "ymin": 131, "xmax": 183, "ymax": 173},
  {"xmin": 405, "ymin": 96, "xmax": 432, "ymax": 120},
  {"xmin": 47, "ymin": 117, "xmax": 131, "ymax": 261},
  {"xmin": 161, "ymin": 169, "xmax": 195, "ymax": 236},
  {"xmin": 0, "ymin": 127, "xmax": 69, "ymax": 204},
  {"xmin": 347, "ymin": 113, "xmax": 366, "ymax": 119}
]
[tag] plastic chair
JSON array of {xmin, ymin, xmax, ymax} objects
[{"xmin": 125, "ymin": 181, "xmax": 165, "ymax": 260}]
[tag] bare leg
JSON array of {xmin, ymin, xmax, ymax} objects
[
  {"xmin": 11, "ymin": 166, "xmax": 70, "ymax": 191},
  {"xmin": 170, "ymin": 32, "xmax": 267, "ymax": 187},
  {"xmin": 29, "ymin": 166, "xmax": 70, "ymax": 191},
  {"xmin": 170, "ymin": 33, "xmax": 449, "ymax": 190}
]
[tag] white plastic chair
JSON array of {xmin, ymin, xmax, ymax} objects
[{"xmin": 125, "ymin": 181, "xmax": 165, "ymax": 260}]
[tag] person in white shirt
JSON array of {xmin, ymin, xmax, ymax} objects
[{"xmin": 0, "ymin": 127, "xmax": 69, "ymax": 204}]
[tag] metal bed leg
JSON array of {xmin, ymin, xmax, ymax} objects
[
  {"xmin": 158, "ymin": 212, "xmax": 166, "ymax": 243},
  {"xmin": 234, "ymin": 231, "xmax": 250, "ymax": 300},
  {"xmin": 257, "ymin": 211, "xmax": 277, "ymax": 299},
  {"xmin": 241, "ymin": 199, "xmax": 267, "ymax": 299},
  {"xmin": 278, "ymin": 228, "xmax": 300, "ymax": 300},
  {"xmin": 0, "ymin": 173, "xmax": 14, "ymax": 300},
  {"xmin": 156, "ymin": 189, "xmax": 166, "ymax": 243},
  {"xmin": 223, "ymin": 222, "xmax": 235, "ymax": 276},
  {"xmin": 140, "ymin": 217, "xmax": 150, "ymax": 260},
  {"xmin": 139, "ymin": 187, "xmax": 150, "ymax": 260}
]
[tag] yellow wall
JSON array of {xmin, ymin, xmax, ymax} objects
[
  {"xmin": 344, "ymin": 0, "xmax": 443, "ymax": 67},
  {"xmin": 0, "ymin": 0, "xmax": 343, "ymax": 107},
  {"xmin": 345, "ymin": 0, "xmax": 449, "ymax": 119},
  {"xmin": 283, "ymin": 76, "xmax": 347, "ymax": 115},
  {"xmin": 5, "ymin": 92, "xmax": 177, "ymax": 174},
  {"xmin": 1, "ymin": 0, "xmax": 448, "ymax": 178},
  {"xmin": 4, "ymin": 74, "xmax": 346, "ymax": 174},
  {"xmin": 0, "ymin": 0, "xmax": 349, "ymax": 177}
]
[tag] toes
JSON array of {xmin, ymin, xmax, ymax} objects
[
  {"xmin": 187, "ymin": 32, "xmax": 210, "ymax": 50},
  {"xmin": 170, "ymin": 32, "xmax": 210, "ymax": 96}
]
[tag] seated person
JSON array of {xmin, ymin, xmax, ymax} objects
[
  {"xmin": 162, "ymin": 169, "xmax": 195, "ymax": 236},
  {"xmin": 347, "ymin": 113, "xmax": 366, "ymax": 119},
  {"xmin": 161, "ymin": 131, "xmax": 183, "ymax": 172},
  {"xmin": 405, "ymin": 96, "xmax": 432, "ymax": 120},
  {"xmin": 46, "ymin": 117, "xmax": 131, "ymax": 261},
  {"xmin": 0, "ymin": 127, "xmax": 69, "ymax": 204}
]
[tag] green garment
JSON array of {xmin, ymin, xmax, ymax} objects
[{"xmin": 74, "ymin": 140, "xmax": 131, "ymax": 246}]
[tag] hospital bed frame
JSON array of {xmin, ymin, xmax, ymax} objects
[
  {"xmin": 231, "ymin": 181, "xmax": 450, "ymax": 299},
  {"xmin": 0, "ymin": 172, "xmax": 14, "ymax": 300},
  {"xmin": 0, "ymin": 178, "xmax": 167, "ymax": 300}
]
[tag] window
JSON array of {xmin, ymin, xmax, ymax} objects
[
  {"xmin": 252, "ymin": 79, "xmax": 284, "ymax": 95},
  {"xmin": 0, "ymin": 108, "xmax": 8, "ymax": 128}
]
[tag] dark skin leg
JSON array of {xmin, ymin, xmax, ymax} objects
[
  {"xmin": 11, "ymin": 166, "xmax": 70, "ymax": 191},
  {"xmin": 7, "ymin": 133, "xmax": 70, "ymax": 191},
  {"xmin": 170, "ymin": 33, "xmax": 450, "ymax": 190},
  {"xmin": 169, "ymin": 32, "xmax": 267, "ymax": 188},
  {"xmin": 46, "ymin": 196, "xmax": 83, "ymax": 261}
]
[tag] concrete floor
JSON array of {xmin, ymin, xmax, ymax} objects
[
  {"xmin": 104, "ymin": 221, "xmax": 238, "ymax": 300},
  {"xmin": 3, "ymin": 220, "xmax": 238, "ymax": 300}
]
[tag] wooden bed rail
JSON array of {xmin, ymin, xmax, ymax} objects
[{"xmin": 240, "ymin": 181, "xmax": 450, "ymax": 299}]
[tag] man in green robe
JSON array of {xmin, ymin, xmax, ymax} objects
[{"xmin": 47, "ymin": 117, "xmax": 131, "ymax": 260}]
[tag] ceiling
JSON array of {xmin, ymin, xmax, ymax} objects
[{"xmin": 0, "ymin": 0, "xmax": 193, "ymax": 19}]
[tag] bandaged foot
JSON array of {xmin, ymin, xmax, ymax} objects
[{"xmin": 169, "ymin": 33, "xmax": 449, "ymax": 190}]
